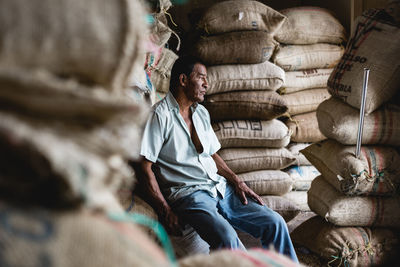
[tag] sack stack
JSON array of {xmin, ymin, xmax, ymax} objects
[
  {"xmin": 291, "ymin": 5, "xmax": 400, "ymax": 266},
  {"xmin": 270, "ymin": 7, "xmax": 347, "ymax": 231},
  {"xmin": 129, "ymin": 0, "xmax": 180, "ymax": 105}
]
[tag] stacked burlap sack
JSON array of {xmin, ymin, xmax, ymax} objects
[{"xmin": 291, "ymin": 5, "xmax": 400, "ymax": 266}]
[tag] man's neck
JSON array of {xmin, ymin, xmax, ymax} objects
[{"xmin": 172, "ymin": 90, "xmax": 194, "ymax": 115}]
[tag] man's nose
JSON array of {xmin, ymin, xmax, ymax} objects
[{"xmin": 203, "ymin": 78, "xmax": 209, "ymax": 89}]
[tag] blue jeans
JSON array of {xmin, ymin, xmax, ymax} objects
[{"xmin": 171, "ymin": 185, "xmax": 298, "ymax": 263}]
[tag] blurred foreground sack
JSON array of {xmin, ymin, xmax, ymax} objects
[{"xmin": 0, "ymin": 0, "xmax": 147, "ymax": 92}]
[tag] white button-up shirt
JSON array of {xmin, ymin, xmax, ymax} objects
[{"xmin": 140, "ymin": 92, "xmax": 226, "ymax": 203}]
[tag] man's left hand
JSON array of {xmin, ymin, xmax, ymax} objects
[{"xmin": 233, "ymin": 181, "xmax": 264, "ymax": 206}]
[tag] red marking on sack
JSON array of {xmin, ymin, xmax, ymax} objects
[{"xmin": 234, "ymin": 250, "xmax": 268, "ymax": 267}]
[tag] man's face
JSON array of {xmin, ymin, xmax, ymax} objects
[{"xmin": 184, "ymin": 63, "xmax": 208, "ymax": 103}]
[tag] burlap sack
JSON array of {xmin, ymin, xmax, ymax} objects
[
  {"xmin": 308, "ymin": 176, "xmax": 400, "ymax": 227},
  {"xmin": 285, "ymin": 111, "xmax": 327, "ymax": 142},
  {"xmin": 212, "ymin": 119, "xmax": 291, "ymax": 149},
  {"xmin": 287, "ymin": 142, "xmax": 312, "ymax": 166},
  {"xmin": 206, "ymin": 61, "xmax": 285, "ymax": 95},
  {"xmin": 195, "ymin": 31, "xmax": 277, "ymax": 65},
  {"xmin": 261, "ymin": 195, "xmax": 301, "ymax": 222},
  {"xmin": 291, "ymin": 216, "xmax": 399, "ymax": 267},
  {"xmin": 204, "ymin": 91, "xmax": 288, "ymax": 121},
  {"xmin": 317, "ymin": 97, "xmax": 400, "ymax": 145},
  {"xmin": 301, "ymin": 139, "xmax": 400, "ymax": 196},
  {"xmin": 235, "ymin": 230, "xmax": 261, "ymax": 249},
  {"xmin": 0, "ymin": 0, "xmax": 147, "ymax": 92},
  {"xmin": 238, "ymin": 170, "xmax": 293, "ymax": 196},
  {"xmin": 272, "ymin": 43, "xmax": 344, "ymax": 71},
  {"xmin": 0, "ymin": 203, "xmax": 169, "ymax": 267},
  {"xmin": 285, "ymin": 165, "xmax": 320, "ymax": 191},
  {"xmin": 278, "ymin": 68, "xmax": 333, "ymax": 94},
  {"xmin": 275, "ymin": 7, "xmax": 347, "ymax": 45},
  {"xmin": 218, "ymin": 147, "xmax": 296, "ymax": 174},
  {"xmin": 150, "ymin": 48, "xmax": 178, "ymax": 93},
  {"xmin": 197, "ymin": 0, "xmax": 286, "ymax": 35},
  {"xmin": 0, "ymin": 71, "xmax": 149, "ymax": 211},
  {"xmin": 180, "ymin": 248, "xmax": 302, "ymax": 267},
  {"xmin": 150, "ymin": 12, "xmax": 172, "ymax": 47},
  {"xmin": 283, "ymin": 191, "xmax": 310, "ymax": 212},
  {"xmin": 281, "ymin": 88, "xmax": 330, "ymax": 115},
  {"xmin": 328, "ymin": 8, "xmax": 400, "ymax": 114}
]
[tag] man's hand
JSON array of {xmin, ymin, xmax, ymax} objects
[
  {"xmin": 159, "ymin": 207, "xmax": 182, "ymax": 236},
  {"xmin": 234, "ymin": 181, "xmax": 264, "ymax": 206}
]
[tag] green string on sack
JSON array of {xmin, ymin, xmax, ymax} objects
[{"xmin": 108, "ymin": 212, "xmax": 177, "ymax": 267}]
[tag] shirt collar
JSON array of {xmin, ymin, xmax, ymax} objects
[{"xmin": 166, "ymin": 91, "xmax": 199, "ymax": 112}]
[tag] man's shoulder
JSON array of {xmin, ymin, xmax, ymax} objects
[{"xmin": 151, "ymin": 97, "xmax": 171, "ymax": 117}]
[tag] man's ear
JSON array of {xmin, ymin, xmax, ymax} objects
[{"xmin": 179, "ymin": 74, "xmax": 187, "ymax": 87}]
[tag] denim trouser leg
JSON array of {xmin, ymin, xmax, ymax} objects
[
  {"xmin": 171, "ymin": 189, "xmax": 243, "ymax": 250},
  {"xmin": 218, "ymin": 185, "xmax": 299, "ymax": 263},
  {"xmin": 172, "ymin": 185, "xmax": 298, "ymax": 263}
]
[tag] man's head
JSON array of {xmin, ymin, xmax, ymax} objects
[{"xmin": 169, "ymin": 55, "xmax": 208, "ymax": 103}]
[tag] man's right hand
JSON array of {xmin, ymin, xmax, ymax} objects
[{"xmin": 159, "ymin": 207, "xmax": 182, "ymax": 236}]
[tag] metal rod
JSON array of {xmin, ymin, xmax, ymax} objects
[{"xmin": 355, "ymin": 68, "xmax": 370, "ymax": 158}]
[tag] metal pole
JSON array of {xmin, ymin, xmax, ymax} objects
[{"xmin": 355, "ymin": 68, "xmax": 370, "ymax": 158}]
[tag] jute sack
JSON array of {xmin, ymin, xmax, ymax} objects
[
  {"xmin": 197, "ymin": 0, "xmax": 287, "ymax": 35},
  {"xmin": 204, "ymin": 91, "xmax": 288, "ymax": 121},
  {"xmin": 150, "ymin": 12, "xmax": 172, "ymax": 48},
  {"xmin": 180, "ymin": 248, "xmax": 302, "ymax": 267},
  {"xmin": 285, "ymin": 111, "xmax": 327, "ymax": 142},
  {"xmin": 328, "ymin": 8, "xmax": 400, "ymax": 114},
  {"xmin": 0, "ymin": 203, "xmax": 169, "ymax": 267},
  {"xmin": 272, "ymin": 43, "xmax": 344, "ymax": 71},
  {"xmin": 212, "ymin": 119, "xmax": 291, "ymax": 149},
  {"xmin": 278, "ymin": 68, "xmax": 333, "ymax": 94},
  {"xmin": 218, "ymin": 147, "xmax": 296, "ymax": 174},
  {"xmin": 195, "ymin": 31, "xmax": 277, "ymax": 65},
  {"xmin": 206, "ymin": 61, "xmax": 285, "ymax": 95},
  {"xmin": 285, "ymin": 165, "xmax": 320, "ymax": 191},
  {"xmin": 281, "ymin": 88, "xmax": 330, "ymax": 115},
  {"xmin": 317, "ymin": 97, "xmax": 400, "ymax": 145},
  {"xmin": 308, "ymin": 176, "xmax": 400, "ymax": 227},
  {"xmin": 287, "ymin": 142, "xmax": 312, "ymax": 165},
  {"xmin": 0, "ymin": 0, "xmax": 147, "ymax": 92},
  {"xmin": 238, "ymin": 170, "xmax": 293, "ymax": 196},
  {"xmin": 261, "ymin": 195, "xmax": 301, "ymax": 222},
  {"xmin": 275, "ymin": 7, "xmax": 347, "ymax": 45},
  {"xmin": 291, "ymin": 216, "xmax": 399, "ymax": 267},
  {"xmin": 301, "ymin": 139, "xmax": 400, "ymax": 196},
  {"xmin": 0, "ymin": 73, "xmax": 149, "ymax": 211},
  {"xmin": 283, "ymin": 191, "xmax": 310, "ymax": 212},
  {"xmin": 150, "ymin": 48, "xmax": 178, "ymax": 93}
]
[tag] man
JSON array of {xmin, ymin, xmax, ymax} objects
[{"xmin": 140, "ymin": 55, "xmax": 298, "ymax": 262}]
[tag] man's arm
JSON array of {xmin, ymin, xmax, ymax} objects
[
  {"xmin": 140, "ymin": 158, "xmax": 181, "ymax": 235},
  {"xmin": 211, "ymin": 153, "xmax": 264, "ymax": 206}
]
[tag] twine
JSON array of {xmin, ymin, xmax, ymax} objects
[{"xmin": 328, "ymin": 240, "xmax": 375, "ymax": 267}]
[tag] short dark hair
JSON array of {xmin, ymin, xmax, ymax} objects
[{"xmin": 169, "ymin": 55, "xmax": 205, "ymax": 92}]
